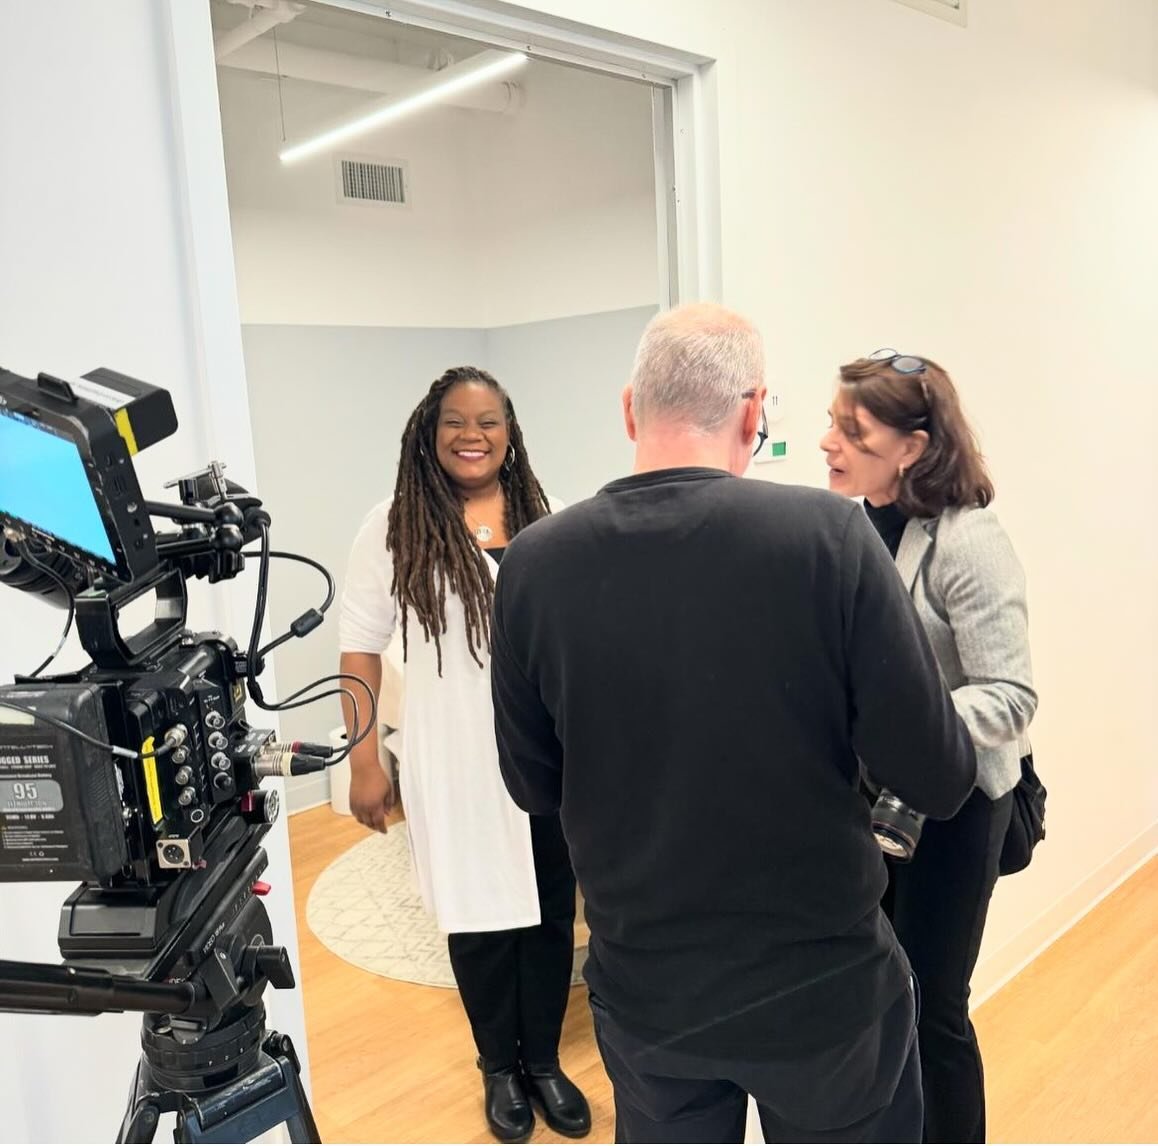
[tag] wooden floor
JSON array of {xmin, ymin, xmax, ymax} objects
[{"xmin": 289, "ymin": 805, "xmax": 1158, "ymax": 1144}]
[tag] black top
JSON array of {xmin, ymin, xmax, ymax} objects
[
  {"xmin": 863, "ymin": 499, "xmax": 909, "ymax": 559},
  {"xmin": 484, "ymin": 546, "xmax": 506, "ymax": 565},
  {"xmin": 490, "ymin": 468, "xmax": 975, "ymax": 1058}
]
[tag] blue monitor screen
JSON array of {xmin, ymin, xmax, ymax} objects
[{"xmin": 0, "ymin": 409, "xmax": 117, "ymax": 563}]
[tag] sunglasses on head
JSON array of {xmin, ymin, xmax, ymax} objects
[
  {"xmin": 868, "ymin": 348, "xmax": 926, "ymax": 374},
  {"xmin": 868, "ymin": 348, "xmax": 931, "ymax": 406}
]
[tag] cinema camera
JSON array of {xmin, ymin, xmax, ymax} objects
[{"xmin": 0, "ymin": 366, "xmax": 376, "ymax": 1143}]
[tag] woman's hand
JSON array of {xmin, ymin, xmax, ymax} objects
[{"xmin": 349, "ymin": 760, "xmax": 396, "ymax": 833}]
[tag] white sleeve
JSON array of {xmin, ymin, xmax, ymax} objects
[{"xmin": 338, "ymin": 501, "xmax": 397, "ymax": 654}]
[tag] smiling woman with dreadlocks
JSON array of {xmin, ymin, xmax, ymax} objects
[{"xmin": 337, "ymin": 366, "xmax": 590, "ymax": 1144}]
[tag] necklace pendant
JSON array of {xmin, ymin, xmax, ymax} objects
[{"xmin": 473, "ymin": 523, "xmax": 493, "ymax": 543}]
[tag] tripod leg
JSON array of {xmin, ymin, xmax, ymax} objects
[
  {"xmin": 119, "ymin": 1099, "xmax": 165, "ymax": 1145},
  {"xmin": 282, "ymin": 1085, "xmax": 321, "ymax": 1145},
  {"xmin": 118, "ymin": 1058, "xmax": 169, "ymax": 1144},
  {"xmin": 264, "ymin": 1033, "xmax": 321, "ymax": 1144}
]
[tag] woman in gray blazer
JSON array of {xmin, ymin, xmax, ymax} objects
[{"xmin": 819, "ymin": 350, "xmax": 1036, "ymax": 1144}]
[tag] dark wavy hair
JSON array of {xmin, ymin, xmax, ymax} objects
[
  {"xmin": 386, "ymin": 366, "xmax": 550, "ymax": 672},
  {"xmin": 836, "ymin": 355, "xmax": 994, "ymax": 517}
]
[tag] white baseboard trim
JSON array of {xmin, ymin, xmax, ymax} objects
[
  {"xmin": 286, "ymin": 774, "xmax": 330, "ymax": 816},
  {"xmin": 973, "ymin": 819, "xmax": 1158, "ymax": 1008}
]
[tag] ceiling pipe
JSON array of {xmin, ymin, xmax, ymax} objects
[
  {"xmin": 214, "ymin": 0, "xmax": 305, "ymax": 62},
  {"xmin": 219, "ymin": 38, "xmax": 525, "ymax": 115}
]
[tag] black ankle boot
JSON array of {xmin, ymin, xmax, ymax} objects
[
  {"xmin": 522, "ymin": 1061, "xmax": 592, "ymax": 1138},
  {"xmin": 477, "ymin": 1058, "xmax": 534, "ymax": 1143}
]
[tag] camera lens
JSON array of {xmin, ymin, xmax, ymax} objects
[{"xmin": 871, "ymin": 791, "xmax": 925, "ymax": 862}]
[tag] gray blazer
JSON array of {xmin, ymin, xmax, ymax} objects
[{"xmin": 895, "ymin": 506, "xmax": 1037, "ymax": 799}]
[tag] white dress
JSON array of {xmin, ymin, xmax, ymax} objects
[{"xmin": 338, "ymin": 500, "xmax": 545, "ymax": 934}]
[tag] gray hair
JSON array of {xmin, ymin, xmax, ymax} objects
[{"xmin": 629, "ymin": 303, "xmax": 764, "ymax": 432}]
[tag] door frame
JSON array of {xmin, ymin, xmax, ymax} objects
[{"xmin": 184, "ymin": 0, "xmax": 721, "ymax": 311}]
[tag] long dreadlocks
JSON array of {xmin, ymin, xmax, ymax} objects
[{"xmin": 386, "ymin": 366, "xmax": 550, "ymax": 673}]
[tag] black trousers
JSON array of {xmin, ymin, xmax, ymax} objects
[
  {"xmin": 446, "ymin": 813, "xmax": 576, "ymax": 1070},
  {"xmin": 882, "ymin": 786, "xmax": 1013, "ymax": 1144},
  {"xmin": 591, "ymin": 981, "xmax": 923, "ymax": 1143}
]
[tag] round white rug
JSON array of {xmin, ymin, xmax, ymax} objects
[{"xmin": 307, "ymin": 826, "xmax": 586, "ymax": 988}]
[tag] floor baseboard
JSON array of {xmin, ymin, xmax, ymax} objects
[
  {"xmin": 286, "ymin": 773, "xmax": 331, "ymax": 816},
  {"xmin": 973, "ymin": 819, "xmax": 1158, "ymax": 1007}
]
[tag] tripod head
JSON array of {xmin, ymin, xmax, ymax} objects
[{"xmin": 0, "ymin": 826, "xmax": 289, "ymax": 1025}]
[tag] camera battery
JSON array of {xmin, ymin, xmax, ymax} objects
[{"xmin": 0, "ymin": 683, "xmax": 128, "ymax": 882}]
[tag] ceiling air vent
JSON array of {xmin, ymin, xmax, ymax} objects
[{"xmin": 336, "ymin": 157, "xmax": 408, "ymax": 207}]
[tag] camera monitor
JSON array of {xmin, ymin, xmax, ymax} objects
[{"xmin": 0, "ymin": 368, "xmax": 176, "ymax": 583}]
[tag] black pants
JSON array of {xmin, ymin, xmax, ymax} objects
[
  {"xmin": 882, "ymin": 787, "xmax": 1012, "ymax": 1143},
  {"xmin": 591, "ymin": 982, "xmax": 923, "ymax": 1143},
  {"xmin": 447, "ymin": 813, "xmax": 576, "ymax": 1070}
]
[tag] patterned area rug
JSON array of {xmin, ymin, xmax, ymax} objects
[{"xmin": 307, "ymin": 826, "xmax": 587, "ymax": 988}]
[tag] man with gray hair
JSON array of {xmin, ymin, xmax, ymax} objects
[{"xmin": 490, "ymin": 303, "xmax": 976, "ymax": 1142}]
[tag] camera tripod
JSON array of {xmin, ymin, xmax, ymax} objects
[{"xmin": 0, "ymin": 826, "xmax": 320, "ymax": 1144}]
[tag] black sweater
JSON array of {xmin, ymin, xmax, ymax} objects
[
  {"xmin": 864, "ymin": 498, "xmax": 909, "ymax": 559},
  {"xmin": 491, "ymin": 469, "xmax": 975, "ymax": 1057}
]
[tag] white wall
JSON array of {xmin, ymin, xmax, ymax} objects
[
  {"xmin": 485, "ymin": 306, "xmax": 656, "ymax": 507},
  {"xmin": 517, "ymin": 0, "xmax": 1158, "ymax": 996},
  {"xmin": 459, "ymin": 57, "xmax": 659, "ymax": 327},
  {"xmin": 0, "ymin": 3, "xmax": 308, "ymax": 1140},
  {"xmin": 218, "ymin": 57, "xmax": 658, "ymax": 327}
]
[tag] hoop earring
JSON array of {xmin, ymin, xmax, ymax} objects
[
  {"xmin": 898, "ymin": 464, "xmax": 907, "ymax": 480},
  {"xmin": 502, "ymin": 446, "xmax": 515, "ymax": 473}
]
